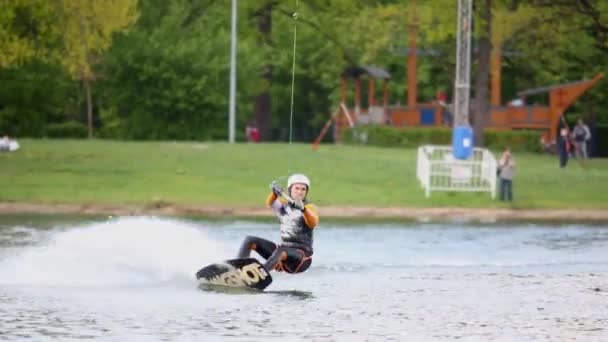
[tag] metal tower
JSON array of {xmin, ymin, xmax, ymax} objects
[{"xmin": 454, "ymin": 0, "xmax": 472, "ymax": 127}]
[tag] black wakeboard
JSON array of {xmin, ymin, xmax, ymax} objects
[{"xmin": 195, "ymin": 257, "xmax": 273, "ymax": 291}]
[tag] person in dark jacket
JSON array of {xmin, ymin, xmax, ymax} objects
[{"xmin": 557, "ymin": 118, "xmax": 570, "ymax": 168}]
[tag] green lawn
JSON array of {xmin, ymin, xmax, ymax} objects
[{"xmin": 0, "ymin": 139, "xmax": 606, "ymax": 209}]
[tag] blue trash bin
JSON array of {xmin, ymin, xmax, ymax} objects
[{"xmin": 452, "ymin": 125, "xmax": 474, "ymax": 159}]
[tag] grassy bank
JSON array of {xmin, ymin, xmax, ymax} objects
[{"xmin": 0, "ymin": 139, "xmax": 607, "ymax": 209}]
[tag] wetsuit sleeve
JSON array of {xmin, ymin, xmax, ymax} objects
[
  {"xmin": 265, "ymin": 192, "xmax": 277, "ymax": 207},
  {"xmin": 302, "ymin": 204, "xmax": 319, "ymax": 229}
]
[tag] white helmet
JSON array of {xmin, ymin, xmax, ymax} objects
[{"xmin": 287, "ymin": 173, "xmax": 310, "ymax": 190}]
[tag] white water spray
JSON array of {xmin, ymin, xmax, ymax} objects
[{"xmin": 0, "ymin": 216, "xmax": 230, "ymax": 287}]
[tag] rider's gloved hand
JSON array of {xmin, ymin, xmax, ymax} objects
[{"xmin": 270, "ymin": 181, "xmax": 283, "ymax": 196}]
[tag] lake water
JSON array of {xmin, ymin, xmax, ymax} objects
[{"xmin": 0, "ymin": 216, "xmax": 607, "ymax": 341}]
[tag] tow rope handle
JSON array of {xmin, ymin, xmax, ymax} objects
[{"xmin": 270, "ymin": 181, "xmax": 295, "ymax": 203}]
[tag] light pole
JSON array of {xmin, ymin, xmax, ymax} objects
[{"xmin": 228, "ymin": 0, "xmax": 237, "ymax": 143}]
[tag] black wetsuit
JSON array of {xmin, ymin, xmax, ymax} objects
[{"xmin": 238, "ymin": 198, "xmax": 316, "ymax": 273}]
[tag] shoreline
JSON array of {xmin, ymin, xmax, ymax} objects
[{"xmin": 1, "ymin": 202, "xmax": 607, "ymax": 223}]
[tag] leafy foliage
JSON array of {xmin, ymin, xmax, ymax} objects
[
  {"xmin": 0, "ymin": 61, "xmax": 72, "ymax": 137},
  {"xmin": 57, "ymin": 0, "xmax": 138, "ymax": 80},
  {"xmin": 46, "ymin": 121, "xmax": 88, "ymax": 138},
  {"xmin": 342, "ymin": 126, "xmax": 543, "ymax": 153},
  {"xmin": 0, "ymin": 0, "xmax": 59, "ymax": 68},
  {"xmin": 0, "ymin": 0, "xmax": 607, "ymax": 151},
  {"xmin": 99, "ymin": 0, "xmax": 263, "ymax": 140}
]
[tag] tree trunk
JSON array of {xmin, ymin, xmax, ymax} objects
[
  {"xmin": 253, "ymin": 3, "xmax": 273, "ymax": 141},
  {"xmin": 473, "ymin": 0, "xmax": 492, "ymax": 147},
  {"xmin": 84, "ymin": 78, "xmax": 93, "ymax": 139}
]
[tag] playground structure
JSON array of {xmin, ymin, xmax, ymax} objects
[
  {"xmin": 492, "ymin": 73, "xmax": 603, "ymax": 143},
  {"xmin": 312, "ymin": 0, "xmax": 604, "ymax": 149},
  {"xmin": 312, "ymin": 66, "xmax": 603, "ymax": 148}
]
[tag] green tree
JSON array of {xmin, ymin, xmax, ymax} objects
[
  {"xmin": 267, "ymin": 0, "xmax": 409, "ymax": 140},
  {"xmin": 100, "ymin": 0, "xmax": 264, "ymax": 140},
  {"xmin": 0, "ymin": 0, "xmax": 59, "ymax": 69},
  {"xmin": 58, "ymin": 0, "xmax": 138, "ymax": 138},
  {"xmin": 2, "ymin": 0, "xmax": 607, "ymax": 145},
  {"xmin": 0, "ymin": 0, "xmax": 68, "ymax": 137},
  {"xmin": 0, "ymin": 61, "xmax": 72, "ymax": 136}
]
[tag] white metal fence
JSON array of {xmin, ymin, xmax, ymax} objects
[{"xmin": 416, "ymin": 145, "xmax": 497, "ymax": 198}]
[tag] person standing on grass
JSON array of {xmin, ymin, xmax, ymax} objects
[
  {"xmin": 557, "ymin": 127, "xmax": 570, "ymax": 168},
  {"xmin": 498, "ymin": 147, "xmax": 515, "ymax": 202},
  {"xmin": 0, "ymin": 135, "xmax": 9, "ymax": 151},
  {"xmin": 245, "ymin": 120, "xmax": 260, "ymax": 143},
  {"xmin": 572, "ymin": 118, "xmax": 591, "ymax": 159}
]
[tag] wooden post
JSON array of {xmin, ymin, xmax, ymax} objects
[
  {"xmin": 491, "ymin": 48, "xmax": 501, "ymax": 106},
  {"xmin": 382, "ymin": 80, "xmax": 389, "ymax": 108},
  {"xmin": 368, "ymin": 78, "xmax": 375, "ymax": 106},
  {"xmin": 354, "ymin": 77, "xmax": 361, "ymax": 119},
  {"xmin": 383, "ymin": 80, "xmax": 389, "ymax": 123},
  {"xmin": 340, "ymin": 77, "xmax": 347, "ymax": 103},
  {"xmin": 407, "ymin": 0, "xmax": 418, "ymax": 108}
]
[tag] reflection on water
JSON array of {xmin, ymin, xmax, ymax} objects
[
  {"xmin": 0, "ymin": 216, "xmax": 606, "ymax": 341},
  {"xmin": 532, "ymin": 229, "xmax": 608, "ymax": 250},
  {"xmin": 198, "ymin": 284, "xmax": 314, "ymax": 300}
]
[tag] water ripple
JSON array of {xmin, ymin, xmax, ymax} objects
[{"xmin": 0, "ymin": 217, "xmax": 607, "ymax": 341}]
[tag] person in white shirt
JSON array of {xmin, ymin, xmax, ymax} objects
[{"xmin": 498, "ymin": 147, "xmax": 515, "ymax": 202}]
